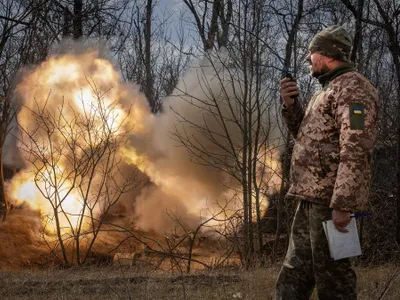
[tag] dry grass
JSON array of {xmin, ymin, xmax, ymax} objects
[{"xmin": 0, "ymin": 264, "xmax": 399, "ymax": 299}]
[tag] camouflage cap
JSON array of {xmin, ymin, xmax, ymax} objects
[{"xmin": 308, "ymin": 25, "xmax": 352, "ymax": 62}]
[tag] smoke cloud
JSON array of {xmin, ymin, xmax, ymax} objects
[{"xmin": 5, "ymin": 44, "xmax": 282, "ymax": 236}]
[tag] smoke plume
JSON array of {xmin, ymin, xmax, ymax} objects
[{"xmin": 5, "ymin": 45, "xmax": 282, "ymax": 236}]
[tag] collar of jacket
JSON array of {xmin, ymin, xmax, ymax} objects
[{"xmin": 317, "ymin": 62, "xmax": 356, "ymax": 87}]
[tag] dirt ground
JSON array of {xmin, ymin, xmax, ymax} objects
[{"xmin": 0, "ymin": 264, "xmax": 399, "ymax": 300}]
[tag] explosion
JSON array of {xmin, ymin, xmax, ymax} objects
[
  {"xmin": 8, "ymin": 50, "xmax": 152, "ymax": 237},
  {"xmin": 4, "ymin": 47, "xmax": 282, "ymax": 260}
]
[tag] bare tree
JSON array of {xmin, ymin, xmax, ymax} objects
[
  {"xmin": 0, "ymin": 0, "xmax": 39, "ymax": 221},
  {"xmin": 116, "ymin": 3, "xmax": 192, "ymax": 113},
  {"xmin": 17, "ymin": 84, "xmax": 144, "ymax": 265},
  {"xmin": 73, "ymin": 0, "xmax": 83, "ymax": 39},
  {"xmin": 143, "ymin": 0, "xmax": 154, "ymax": 111},
  {"xmin": 183, "ymin": 0, "xmax": 232, "ymax": 50},
  {"xmin": 267, "ymin": 0, "xmax": 305, "ymax": 258},
  {"xmin": 170, "ymin": 0, "xmax": 288, "ymax": 267},
  {"xmin": 0, "ymin": 95, "xmax": 15, "ymax": 221}
]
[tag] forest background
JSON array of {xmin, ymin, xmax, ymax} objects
[{"xmin": 0, "ymin": 0, "xmax": 400, "ymax": 299}]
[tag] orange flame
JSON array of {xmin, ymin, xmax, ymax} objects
[
  {"xmin": 8, "ymin": 50, "xmax": 150, "ymax": 235},
  {"xmin": 7, "ymin": 49, "xmax": 283, "ymax": 237}
]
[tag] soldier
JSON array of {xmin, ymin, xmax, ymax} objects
[{"xmin": 276, "ymin": 25, "xmax": 379, "ymax": 299}]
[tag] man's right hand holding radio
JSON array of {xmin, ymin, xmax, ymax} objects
[{"xmin": 280, "ymin": 77, "xmax": 299, "ymax": 107}]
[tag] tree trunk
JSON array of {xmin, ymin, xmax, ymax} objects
[
  {"xmin": 205, "ymin": 0, "xmax": 221, "ymax": 50},
  {"xmin": 218, "ymin": 0, "xmax": 232, "ymax": 48},
  {"xmin": 54, "ymin": 200, "xmax": 69, "ymax": 265},
  {"xmin": 0, "ymin": 95, "xmax": 13, "ymax": 222},
  {"xmin": 350, "ymin": 0, "xmax": 364, "ymax": 64},
  {"xmin": 0, "ymin": 153, "xmax": 8, "ymax": 221},
  {"xmin": 253, "ymin": 1, "xmax": 264, "ymax": 262},
  {"xmin": 63, "ymin": 6, "xmax": 71, "ymax": 38},
  {"xmin": 73, "ymin": 0, "xmax": 83, "ymax": 39},
  {"xmin": 274, "ymin": 0, "xmax": 303, "ymax": 258},
  {"xmin": 182, "ymin": 0, "xmax": 222, "ymax": 51},
  {"xmin": 144, "ymin": 0, "xmax": 154, "ymax": 112},
  {"xmin": 389, "ymin": 49, "xmax": 400, "ymax": 246},
  {"xmin": 242, "ymin": 79, "xmax": 250, "ymax": 268},
  {"xmin": 396, "ymin": 73, "xmax": 400, "ymax": 245}
]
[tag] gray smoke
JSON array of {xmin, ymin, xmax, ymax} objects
[{"xmin": 6, "ymin": 44, "xmax": 282, "ymax": 236}]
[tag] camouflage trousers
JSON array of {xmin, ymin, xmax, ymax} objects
[{"xmin": 276, "ymin": 200, "xmax": 357, "ymax": 300}]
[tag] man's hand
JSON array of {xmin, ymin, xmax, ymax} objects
[
  {"xmin": 332, "ymin": 209, "xmax": 351, "ymax": 233},
  {"xmin": 280, "ymin": 77, "xmax": 299, "ymax": 106}
]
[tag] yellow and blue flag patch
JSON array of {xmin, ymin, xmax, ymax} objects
[{"xmin": 350, "ymin": 103, "xmax": 364, "ymax": 130}]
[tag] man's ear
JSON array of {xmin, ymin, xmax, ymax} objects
[
  {"xmin": 326, "ymin": 56, "xmax": 342, "ymax": 69},
  {"xmin": 326, "ymin": 57, "xmax": 336, "ymax": 63}
]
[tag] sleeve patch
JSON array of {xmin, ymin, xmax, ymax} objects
[{"xmin": 349, "ymin": 103, "xmax": 364, "ymax": 130}]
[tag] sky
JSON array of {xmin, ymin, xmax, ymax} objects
[{"xmin": 156, "ymin": 0, "xmax": 186, "ymax": 21}]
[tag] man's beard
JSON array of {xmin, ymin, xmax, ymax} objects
[{"xmin": 311, "ymin": 64, "xmax": 330, "ymax": 78}]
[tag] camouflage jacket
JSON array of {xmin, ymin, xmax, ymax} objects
[{"xmin": 282, "ymin": 64, "xmax": 379, "ymax": 212}]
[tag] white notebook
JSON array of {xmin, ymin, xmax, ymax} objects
[{"xmin": 322, "ymin": 218, "xmax": 362, "ymax": 260}]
